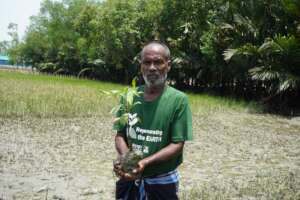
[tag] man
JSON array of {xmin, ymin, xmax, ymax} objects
[{"xmin": 113, "ymin": 41, "xmax": 193, "ymax": 200}]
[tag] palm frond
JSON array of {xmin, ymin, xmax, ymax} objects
[
  {"xmin": 223, "ymin": 49, "xmax": 238, "ymax": 62},
  {"xmin": 249, "ymin": 66, "xmax": 280, "ymax": 81},
  {"xmin": 258, "ymin": 39, "xmax": 283, "ymax": 55},
  {"xmin": 220, "ymin": 23, "xmax": 234, "ymax": 30},
  {"xmin": 223, "ymin": 43, "xmax": 258, "ymax": 62},
  {"xmin": 233, "ymin": 14, "xmax": 258, "ymax": 36},
  {"xmin": 274, "ymin": 34, "xmax": 299, "ymax": 56},
  {"xmin": 77, "ymin": 67, "xmax": 92, "ymax": 78},
  {"xmin": 93, "ymin": 59, "xmax": 105, "ymax": 66},
  {"xmin": 53, "ymin": 68, "xmax": 65, "ymax": 75},
  {"xmin": 239, "ymin": 43, "xmax": 259, "ymax": 56},
  {"xmin": 278, "ymin": 74, "xmax": 300, "ymax": 93}
]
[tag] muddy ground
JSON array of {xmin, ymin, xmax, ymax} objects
[{"xmin": 1, "ymin": 111, "xmax": 300, "ymax": 199}]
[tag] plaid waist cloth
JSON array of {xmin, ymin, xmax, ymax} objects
[{"xmin": 116, "ymin": 170, "xmax": 179, "ymax": 200}]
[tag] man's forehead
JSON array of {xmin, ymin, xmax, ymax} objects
[
  {"xmin": 143, "ymin": 43, "xmax": 164, "ymax": 51},
  {"xmin": 143, "ymin": 50, "xmax": 165, "ymax": 58},
  {"xmin": 142, "ymin": 44, "xmax": 168, "ymax": 59}
]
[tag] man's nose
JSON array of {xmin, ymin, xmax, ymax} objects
[{"xmin": 149, "ymin": 62, "xmax": 157, "ymax": 71}]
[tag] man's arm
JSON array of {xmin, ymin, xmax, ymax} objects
[
  {"xmin": 115, "ymin": 132, "xmax": 129, "ymax": 156},
  {"xmin": 114, "ymin": 133, "xmax": 130, "ymax": 179},
  {"xmin": 132, "ymin": 142, "xmax": 184, "ymax": 175}
]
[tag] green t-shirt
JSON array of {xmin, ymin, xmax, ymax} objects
[{"xmin": 114, "ymin": 85, "xmax": 193, "ymax": 177}]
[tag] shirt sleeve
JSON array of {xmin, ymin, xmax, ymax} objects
[{"xmin": 170, "ymin": 95, "xmax": 193, "ymax": 142}]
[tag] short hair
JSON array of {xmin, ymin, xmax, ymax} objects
[{"xmin": 141, "ymin": 40, "xmax": 171, "ymax": 60}]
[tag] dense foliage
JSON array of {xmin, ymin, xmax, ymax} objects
[{"xmin": 6, "ymin": 0, "xmax": 300, "ymax": 112}]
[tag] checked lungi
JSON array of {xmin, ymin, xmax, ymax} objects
[{"xmin": 116, "ymin": 170, "xmax": 179, "ymax": 200}]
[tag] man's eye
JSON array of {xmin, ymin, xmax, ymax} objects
[
  {"xmin": 143, "ymin": 61, "xmax": 151, "ymax": 65},
  {"xmin": 142, "ymin": 60, "xmax": 164, "ymax": 67},
  {"xmin": 154, "ymin": 60, "xmax": 164, "ymax": 65}
]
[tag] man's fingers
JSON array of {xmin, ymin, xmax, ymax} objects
[
  {"xmin": 123, "ymin": 173, "xmax": 129, "ymax": 178},
  {"xmin": 114, "ymin": 165, "xmax": 121, "ymax": 170},
  {"xmin": 113, "ymin": 159, "xmax": 120, "ymax": 166},
  {"xmin": 132, "ymin": 168, "xmax": 140, "ymax": 174},
  {"xmin": 113, "ymin": 167, "xmax": 125, "ymax": 178},
  {"xmin": 113, "ymin": 164, "xmax": 138, "ymax": 180},
  {"xmin": 132, "ymin": 162, "xmax": 144, "ymax": 174},
  {"xmin": 123, "ymin": 173, "xmax": 136, "ymax": 180},
  {"xmin": 113, "ymin": 167, "xmax": 120, "ymax": 174}
]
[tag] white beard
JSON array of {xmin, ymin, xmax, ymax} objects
[{"xmin": 143, "ymin": 73, "xmax": 167, "ymax": 87}]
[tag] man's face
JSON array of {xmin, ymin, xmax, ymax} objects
[{"xmin": 141, "ymin": 45, "xmax": 170, "ymax": 87}]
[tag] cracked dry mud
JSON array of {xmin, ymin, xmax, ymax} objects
[{"xmin": 1, "ymin": 112, "xmax": 300, "ymax": 199}]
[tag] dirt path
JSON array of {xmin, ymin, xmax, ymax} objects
[{"xmin": 1, "ymin": 112, "xmax": 300, "ymax": 199}]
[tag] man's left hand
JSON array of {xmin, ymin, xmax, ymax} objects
[{"xmin": 129, "ymin": 158, "xmax": 149, "ymax": 178}]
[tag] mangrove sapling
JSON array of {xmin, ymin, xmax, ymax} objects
[{"xmin": 103, "ymin": 78, "xmax": 144, "ymax": 175}]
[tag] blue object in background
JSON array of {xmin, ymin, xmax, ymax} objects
[{"xmin": 0, "ymin": 55, "xmax": 9, "ymax": 65}]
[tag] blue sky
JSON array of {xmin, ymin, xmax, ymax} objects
[{"xmin": 0, "ymin": 0, "xmax": 43, "ymax": 41}]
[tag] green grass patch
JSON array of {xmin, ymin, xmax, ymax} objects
[
  {"xmin": 0, "ymin": 70, "xmax": 122, "ymax": 117},
  {"xmin": 0, "ymin": 70, "xmax": 262, "ymax": 117},
  {"xmin": 188, "ymin": 93, "xmax": 262, "ymax": 115}
]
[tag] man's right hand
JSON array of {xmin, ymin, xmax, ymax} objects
[
  {"xmin": 113, "ymin": 159, "xmax": 140, "ymax": 181},
  {"xmin": 113, "ymin": 159, "xmax": 122, "ymax": 177}
]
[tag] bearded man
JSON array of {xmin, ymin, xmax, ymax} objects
[{"xmin": 113, "ymin": 41, "xmax": 193, "ymax": 200}]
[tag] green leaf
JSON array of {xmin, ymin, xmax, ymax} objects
[
  {"xmin": 221, "ymin": 23, "xmax": 234, "ymax": 30},
  {"xmin": 100, "ymin": 90, "xmax": 111, "ymax": 95},
  {"xmin": 249, "ymin": 66, "xmax": 280, "ymax": 81},
  {"xmin": 119, "ymin": 113, "xmax": 129, "ymax": 126},
  {"xmin": 110, "ymin": 104, "xmax": 122, "ymax": 115},
  {"xmin": 77, "ymin": 67, "xmax": 92, "ymax": 78},
  {"xmin": 131, "ymin": 77, "xmax": 137, "ymax": 88},
  {"xmin": 133, "ymin": 101, "xmax": 141, "ymax": 106},
  {"xmin": 258, "ymin": 40, "xmax": 283, "ymax": 54},
  {"xmin": 110, "ymin": 90, "xmax": 121, "ymax": 95},
  {"xmin": 93, "ymin": 59, "xmax": 105, "ymax": 65},
  {"xmin": 223, "ymin": 49, "xmax": 238, "ymax": 62},
  {"xmin": 126, "ymin": 88, "xmax": 135, "ymax": 109}
]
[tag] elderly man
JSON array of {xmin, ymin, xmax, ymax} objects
[{"xmin": 113, "ymin": 41, "xmax": 193, "ymax": 200}]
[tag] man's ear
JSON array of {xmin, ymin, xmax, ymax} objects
[
  {"xmin": 167, "ymin": 60, "xmax": 171, "ymax": 72},
  {"xmin": 140, "ymin": 66, "xmax": 144, "ymax": 74}
]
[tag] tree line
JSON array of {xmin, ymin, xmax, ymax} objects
[{"xmin": 6, "ymin": 0, "xmax": 300, "ymax": 113}]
